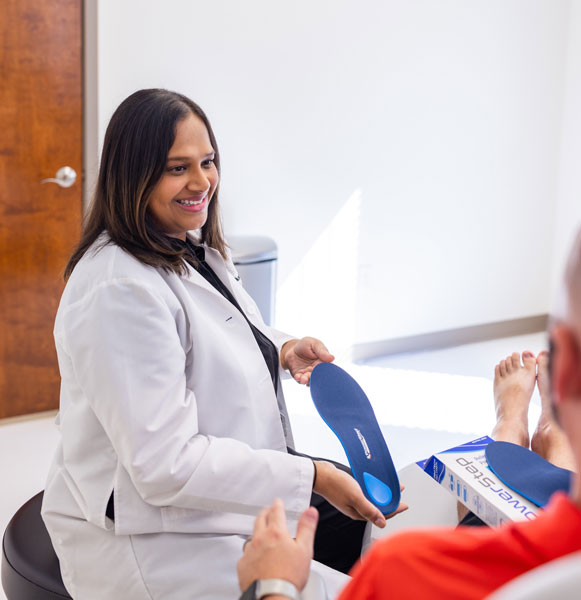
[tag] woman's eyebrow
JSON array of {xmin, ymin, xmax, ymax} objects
[{"xmin": 167, "ymin": 151, "xmax": 215, "ymax": 162}]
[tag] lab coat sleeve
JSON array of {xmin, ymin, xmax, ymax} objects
[
  {"xmin": 263, "ymin": 325, "xmax": 296, "ymax": 380},
  {"xmin": 60, "ymin": 278, "xmax": 313, "ymax": 521}
]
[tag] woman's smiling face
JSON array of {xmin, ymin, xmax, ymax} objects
[{"xmin": 148, "ymin": 113, "xmax": 219, "ymax": 239}]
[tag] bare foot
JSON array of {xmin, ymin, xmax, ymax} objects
[
  {"xmin": 491, "ymin": 351, "xmax": 536, "ymax": 447},
  {"xmin": 531, "ymin": 351, "xmax": 576, "ymax": 471}
]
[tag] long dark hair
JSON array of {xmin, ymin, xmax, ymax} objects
[{"xmin": 65, "ymin": 89, "xmax": 226, "ymax": 279}]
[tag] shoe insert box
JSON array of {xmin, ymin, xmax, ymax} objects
[{"xmin": 419, "ymin": 436, "xmax": 539, "ymax": 527}]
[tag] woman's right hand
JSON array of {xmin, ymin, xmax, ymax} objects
[{"xmin": 313, "ymin": 461, "xmax": 408, "ymax": 528}]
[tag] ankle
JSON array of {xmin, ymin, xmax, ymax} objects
[
  {"xmin": 531, "ymin": 425, "xmax": 576, "ymax": 471},
  {"xmin": 492, "ymin": 418, "xmax": 529, "ymax": 447},
  {"xmin": 531, "ymin": 421, "xmax": 564, "ymax": 455},
  {"xmin": 494, "ymin": 405, "xmax": 529, "ymax": 429}
]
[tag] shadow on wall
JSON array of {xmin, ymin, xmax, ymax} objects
[{"xmin": 276, "ymin": 189, "xmax": 361, "ymax": 362}]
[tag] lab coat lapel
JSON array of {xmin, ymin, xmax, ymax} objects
[
  {"xmin": 181, "ymin": 256, "xmax": 231, "ymax": 306},
  {"xmin": 203, "ymin": 247, "xmax": 244, "ymax": 303},
  {"xmin": 182, "ymin": 245, "xmax": 270, "ymax": 336},
  {"xmin": 204, "ymin": 247, "xmax": 271, "ymax": 329}
]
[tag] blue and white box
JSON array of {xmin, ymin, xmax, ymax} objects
[{"xmin": 420, "ymin": 436, "xmax": 539, "ymax": 527}]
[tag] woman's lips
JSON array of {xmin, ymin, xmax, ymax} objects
[{"xmin": 175, "ymin": 194, "xmax": 208, "ymax": 212}]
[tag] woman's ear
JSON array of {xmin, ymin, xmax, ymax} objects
[{"xmin": 551, "ymin": 325, "xmax": 581, "ymax": 407}]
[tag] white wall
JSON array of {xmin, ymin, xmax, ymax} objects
[
  {"xmin": 90, "ymin": 0, "xmax": 572, "ymax": 349},
  {"xmin": 551, "ymin": 0, "xmax": 581, "ymax": 303}
]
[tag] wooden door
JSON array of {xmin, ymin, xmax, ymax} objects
[{"xmin": 0, "ymin": 0, "xmax": 82, "ymax": 418}]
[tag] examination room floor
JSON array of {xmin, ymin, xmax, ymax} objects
[{"xmin": 0, "ymin": 331, "xmax": 546, "ymax": 600}]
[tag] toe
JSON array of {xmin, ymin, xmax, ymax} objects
[
  {"xmin": 537, "ymin": 349, "xmax": 549, "ymax": 366},
  {"xmin": 537, "ymin": 350, "xmax": 550, "ymax": 377},
  {"xmin": 511, "ymin": 352, "xmax": 521, "ymax": 370},
  {"xmin": 522, "ymin": 350, "xmax": 536, "ymax": 370},
  {"xmin": 505, "ymin": 355, "xmax": 514, "ymax": 372},
  {"xmin": 499, "ymin": 360, "xmax": 507, "ymax": 377}
]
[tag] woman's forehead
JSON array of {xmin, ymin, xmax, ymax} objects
[{"xmin": 169, "ymin": 114, "xmax": 212, "ymax": 153}]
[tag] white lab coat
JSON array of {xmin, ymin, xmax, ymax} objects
[{"xmin": 41, "ymin": 234, "xmax": 349, "ymax": 599}]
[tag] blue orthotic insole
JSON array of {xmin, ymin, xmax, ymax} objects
[
  {"xmin": 310, "ymin": 363, "xmax": 400, "ymax": 515},
  {"xmin": 485, "ymin": 440, "xmax": 573, "ymax": 507}
]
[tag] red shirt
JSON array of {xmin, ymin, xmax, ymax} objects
[{"xmin": 338, "ymin": 493, "xmax": 581, "ymax": 600}]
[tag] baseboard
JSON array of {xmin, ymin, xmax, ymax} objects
[
  {"xmin": 0, "ymin": 409, "xmax": 58, "ymax": 427},
  {"xmin": 353, "ymin": 314, "xmax": 548, "ymax": 362}
]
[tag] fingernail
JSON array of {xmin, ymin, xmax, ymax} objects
[
  {"xmin": 374, "ymin": 516, "xmax": 385, "ymax": 527},
  {"xmin": 305, "ymin": 507, "xmax": 319, "ymax": 521}
]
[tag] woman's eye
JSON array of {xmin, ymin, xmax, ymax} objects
[
  {"xmin": 168, "ymin": 165, "xmax": 186, "ymax": 174},
  {"xmin": 202, "ymin": 158, "xmax": 215, "ymax": 168}
]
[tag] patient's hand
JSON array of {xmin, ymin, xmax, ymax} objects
[
  {"xmin": 281, "ymin": 337, "xmax": 334, "ymax": 385},
  {"xmin": 237, "ymin": 499, "xmax": 317, "ymax": 593}
]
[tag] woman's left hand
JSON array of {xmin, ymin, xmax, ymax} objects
[{"xmin": 280, "ymin": 337, "xmax": 334, "ymax": 385}]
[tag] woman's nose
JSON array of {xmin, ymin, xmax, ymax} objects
[{"xmin": 186, "ymin": 168, "xmax": 209, "ymax": 192}]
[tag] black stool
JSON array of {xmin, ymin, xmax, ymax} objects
[{"xmin": 2, "ymin": 492, "xmax": 72, "ymax": 599}]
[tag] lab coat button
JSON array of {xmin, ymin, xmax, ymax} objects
[{"xmin": 247, "ymin": 306, "xmax": 255, "ymax": 315}]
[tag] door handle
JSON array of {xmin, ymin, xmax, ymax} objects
[{"xmin": 41, "ymin": 166, "xmax": 77, "ymax": 188}]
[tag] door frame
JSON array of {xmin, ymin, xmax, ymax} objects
[{"xmin": 83, "ymin": 0, "xmax": 99, "ymax": 211}]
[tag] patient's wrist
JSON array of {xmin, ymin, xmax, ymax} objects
[{"xmin": 240, "ymin": 579, "xmax": 300, "ymax": 600}]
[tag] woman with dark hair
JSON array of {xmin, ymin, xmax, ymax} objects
[{"xmin": 41, "ymin": 89, "xmax": 391, "ymax": 599}]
